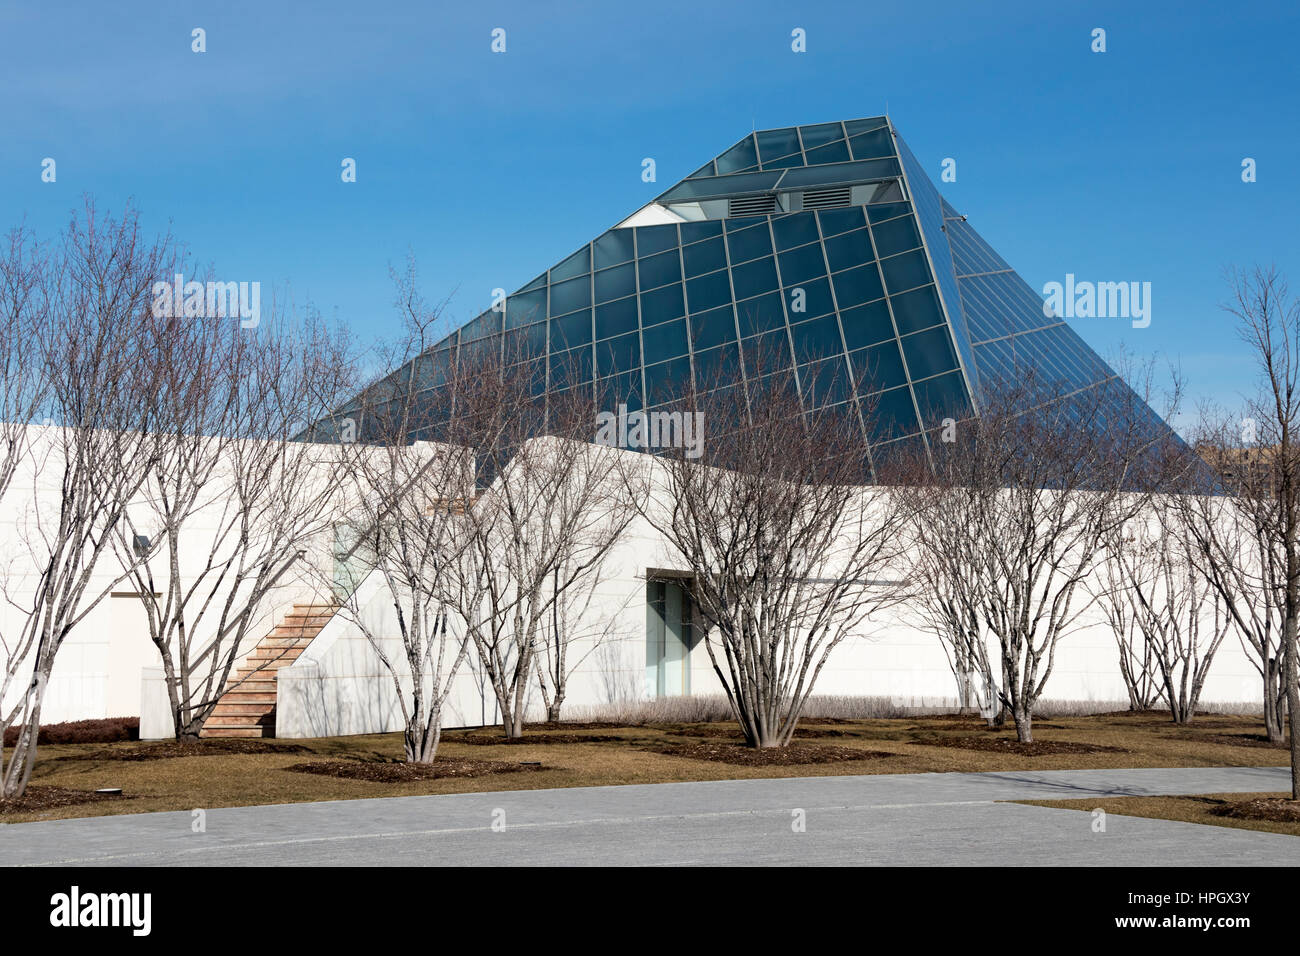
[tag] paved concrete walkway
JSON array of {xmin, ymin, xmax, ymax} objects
[{"xmin": 2, "ymin": 766, "xmax": 1294, "ymax": 866}]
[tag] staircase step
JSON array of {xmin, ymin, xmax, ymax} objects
[
  {"xmin": 211, "ymin": 702, "xmax": 275, "ymax": 717},
  {"xmin": 200, "ymin": 726, "xmax": 267, "ymax": 738}
]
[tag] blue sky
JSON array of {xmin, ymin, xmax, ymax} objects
[{"xmin": 1, "ymin": 0, "xmax": 1296, "ymax": 418}]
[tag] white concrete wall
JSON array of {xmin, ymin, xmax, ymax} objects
[{"xmin": 3, "ymin": 429, "xmax": 1269, "ymax": 737}]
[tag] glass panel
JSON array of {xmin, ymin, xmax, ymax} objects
[
  {"xmin": 789, "ymin": 314, "xmax": 842, "ymax": 365},
  {"xmin": 505, "ymin": 288, "xmax": 547, "ymax": 329},
  {"xmin": 680, "ymin": 219, "xmax": 723, "ymax": 244},
  {"xmin": 865, "ymin": 386, "xmax": 919, "ymax": 441},
  {"xmin": 549, "ymin": 347, "xmax": 593, "ymax": 390},
  {"xmin": 851, "ymin": 339, "xmax": 906, "ymax": 393},
  {"xmin": 685, "ymin": 270, "xmax": 733, "ymax": 314},
  {"xmin": 594, "ymin": 262, "xmax": 636, "ymax": 303},
  {"xmin": 641, "ymin": 317, "xmax": 688, "ymax": 365},
  {"xmin": 771, "ymin": 212, "xmax": 819, "ymax": 252},
  {"xmin": 890, "ymin": 284, "xmax": 944, "ymax": 335},
  {"xmin": 549, "ymin": 309, "xmax": 592, "ymax": 350},
  {"xmin": 784, "ymin": 277, "xmax": 832, "ymax": 320},
  {"xmin": 900, "ymin": 325, "xmax": 960, "ymax": 380},
  {"xmin": 594, "ymin": 229, "xmax": 635, "ymax": 269},
  {"xmin": 778, "ymin": 242, "xmax": 828, "ymax": 286},
  {"xmin": 690, "ymin": 304, "xmax": 737, "ymax": 351},
  {"xmin": 913, "ymin": 370, "xmax": 971, "ymax": 427},
  {"xmin": 816, "ymin": 205, "xmax": 866, "ymax": 238},
  {"xmin": 798, "ymin": 122, "xmax": 844, "ymax": 148},
  {"xmin": 658, "ymin": 171, "xmax": 781, "ymax": 203},
  {"xmin": 549, "ymin": 275, "xmax": 591, "ymax": 316},
  {"xmin": 735, "ymin": 291, "xmax": 786, "ymax": 337},
  {"xmin": 868, "ymin": 201, "xmax": 913, "ymax": 223},
  {"xmin": 714, "ymin": 135, "xmax": 759, "ymax": 174},
  {"xmin": 742, "ymin": 328, "xmax": 793, "ymax": 374},
  {"xmin": 844, "ymin": 116, "xmax": 888, "ymax": 135},
  {"xmin": 804, "ymin": 140, "xmax": 851, "ymax": 165},
  {"xmin": 682, "ymin": 237, "xmax": 727, "ymax": 278},
  {"xmin": 694, "ymin": 342, "xmax": 741, "ymax": 389},
  {"xmin": 635, "ymin": 223, "xmax": 680, "ymax": 257},
  {"xmin": 871, "ymin": 215, "xmax": 922, "ymax": 259},
  {"xmin": 879, "ymin": 249, "xmax": 933, "ymax": 294},
  {"xmin": 730, "ymin": 256, "xmax": 779, "ymax": 301},
  {"xmin": 777, "ymin": 158, "xmax": 900, "ymax": 189},
  {"xmin": 551, "ymin": 246, "xmax": 590, "ymax": 282},
  {"xmin": 848, "ymin": 127, "xmax": 894, "ymax": 160},
  {"xmin": 595, "ymin": 296, "xmax": 639, "ymax": 340},
  {"xmin": 459, "ymin": 310, "xmax": 500, "ymax": 342},
  {"xmin": 832, "ymin": 263, "xmax": 885, "ymax": 308},
  {"xmin": 645, "ymin": 355, "xmax": 692, "ymax": 407},
  {"xmin": 638, "ymin": 248, "xmax": 682, "ymax": 290},
  {"xmin": 639, "ymin": 283, "xmax": 685, "ymax": 325},
  {"xmin": 839, "ymin": 299, "xmax": 896, "ymax": 350},
  {"xmin": 799, "ymin": 356, "xmax": 851, "ymax": 408},
  {"xmin": 596, "ymin": 330, "xmax": 640, "ymax": 378},
  {"xmin": 824, "ymin": 228, "xmax": 875, "ymax": 273},
  {"xmin": 599, "ymin": 370, "xmax": 642, "ymax": 413},
  {"xmin": 502, "ymin": 322, "xmax": 548, "ymax": 363},
  {"xmin": 756, "ymin": 128, "xmax": 802, "ymax": 164},
  {"xmin": 725, "ymin": 222, "xmax": 774, "ymax": 264}
]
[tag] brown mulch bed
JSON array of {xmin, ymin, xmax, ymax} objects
[
  {"xmin": 284, "ymin": 757, "xmax": 545, "ymax": 783},
  {"xmin": 641, "ymin": 741, "xmax": 894, "ymax": 766},
  {"xmin": 447, "ymin": 733, "xmax": 631, "ymax": 746},
  {"xmin": 57, "ymin": 738, "xmax": 310, "ymax": 762},
  {"xmin": 0, "ymin": 785, "xmax": 133, "ymax": 815},
  {"xmin": 666, "ymin": 724, "xmax": 854, "ymax": 740},
  {"xmin": 914, "ymin": 735, "xmax": 1127, "ymax": 756},
  {"xmin": 1209, "ymin": 797, "xmax": 1300, "ymax": 824}
]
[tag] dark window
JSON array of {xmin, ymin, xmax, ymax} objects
[
  {"xmin": 868, "ymin": 201, "xmax": 913, "ymax": 224},
  {"xmin": 594, "ymin": 262, "xmax": 636, "ymax": 303},
  {"xmin": 777, "ymin": 242, "xmax": 828, "ymax": 286},
  {"xmin": 635, "ymin": 224, "xmax": 680, "ymax": 257},
  {"xmin": 549, "ymin": 309, "xmax": 592, "ymax": 350},
  {"xmin": 594, "ymin": 229, "xmax": 635, "ymax": 269},
  {"xmin": 640, "ymin": 283, "xmax": 685, "ymax": 325},
  {"xmin": 890, "ymin": 284, "xmax": 944, "ymax": 335},
  {"xmin": 645, "ymin": 355, "xmax": 692, "ymax": 407},
  {"xmin": 817, "ymin": 206, "xmax": 866, "ymax": 238},
  {"xmin": 742, "ymin": 328, "xmax": 793, "ymax": 375},
  {"xmin": 551, "ymin": 246, "xmax": 590, "ymax": 282},
  {"xmin": 549, "ymin": 347, "xmax": 593, "ymax": 390},
  {"xmin": 595, "ymin": 296, "xmax": 639, "ymax": 339},
  {"xmin": 730, "ymin": 256, "xmax": 779, "ymax": 301},
  {"xmin": 799, "ymin": 122, "xmax": 844, "ymax": 148},
  {"xmin": 715, "ymin": 135, "xmax": 759, "ymax": 174},
  {"xmin": 839, "ymin": 299, "xmax": 896, "ymax": 351},
  {"xmin": 690, "ymin": 305, "xmax": 737, "ymax": 351},
  {"xmin": 642, "ymin": 317, "xmax": 689, "ymax": 365},
  {"xmin": 596, "ymin": 331, "xmax": 641, "ymax": 378},
  {"xmin": 549, "ymin": 275, "xmax": 591, "ymax": 316},
  {"xmin": 866, "ymin": 386, "xmax": 919, "ymax": 441},
  {"xmin": 682, "ymin": 237, "xmax": 727, "ymax": 278},
  {"xmin": 879, "ymin": 248, "xmax": 932, "ymax": 294},
  {"xmin": 506, "ymin": 289, "xmax": 547, "ymax": 330},
  {"xmin": 639, "ymin": 249, "xmax": 682, "ymax": 290},
  {"xmin": 771, "ymin": 213, "xmax": 820, "ymax": 252},
  {"xmin": 803, "ymin": 140, "xmax": 851, "ymax": 165},
  {"xmin": 790, "ymin": 314, "xmax": 842, "ymax": 365},
  {"xmin": 756, "ymin": 128, "xmax": 802, "ymax": 165},
  {"xmin": 832, "ymin": 263, "xmax": 885, "ymax": 309},
  {"xmin": 900, "ymin": 326, "xmax": 960, "ymax": 380},
  {"xmin": 913, "ymin": 370, "xmax": 971, "ymax": 428},
  {"xmin": 680, "ymin": 220, "xmax": 724, "ymax": 244},
  {"xmin": 725, "ymin": 222, "xmax": 773, "ymax": 264},
  {"xmin": 851, "ymin": 339, "xmax": 906, "ymax": 393},
  {"xmin": 694, "ymin": 342, "xmax": 741, "ymax": 389},
  {"xmin": 824, "ymin": 228, "xmax": 875, "ymax": 273},
  {"xmin": 871, "ymin": 215, "xmax": 922, "ymax": 259},
  {"xmin": 735, "ymin": 292, "xmax": 786, "ymax": 337},
  {"xmin": 686, "ymin": 270, "xmax": 733, "ymax": 314},
  {"xmin": 848, "ymin": 127, "xmax": 894, "ymax": 160},
  {"xmin": 784, "ymin": 277, "xmax": 833, "ymax": 320}
]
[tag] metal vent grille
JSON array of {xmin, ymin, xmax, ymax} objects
[
  {"xmin": 728, "ymin": 194, "xmax": 777, "ymax": 217},
  {"xmin": 801, "ymin": 186, "xmax": 852, "ymax": 210}
]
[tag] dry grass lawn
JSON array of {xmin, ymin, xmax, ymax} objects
[
  {"xmin": 1018, "ymin": 792, "xmax": 1300, "ymax": 838},
  {"xmin": 2, "ymin": 710, "xmax": 1288, "ymax": 824}
]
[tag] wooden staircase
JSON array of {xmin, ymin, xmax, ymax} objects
[{"xmin": 200, "ymin": 603, "xmax": 338, "ymax": 738}]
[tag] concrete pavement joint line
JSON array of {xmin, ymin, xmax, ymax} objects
[{"xmin": 24, "ymin": 799, "xmax": 1001, "ymax": 866}]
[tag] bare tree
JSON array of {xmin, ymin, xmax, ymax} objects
[
  {"xmin": 621, "ymin": 344, "xmax": 912, "ymax": 748},
  {"xmin": 1099, "ymin": 502, "xmax": 1230, "ymax": 722},
  {"xmin": 1, "ymin": 202, "xmax": 170, "ymax": 797},
  {"xmin": 905, "ymin": 366, "xmax": 1181, "ymax": 743},
  {"xmin": 1200, "ymin": 265, "xmax": 1300, "ymax": 797},
  {"xmin": 111, "ymin": 296, "xmax": 355, "ymax": 740},
  {"xmin": 442, "ymin": 363, "xmax": 634, "ymax": 739}
]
